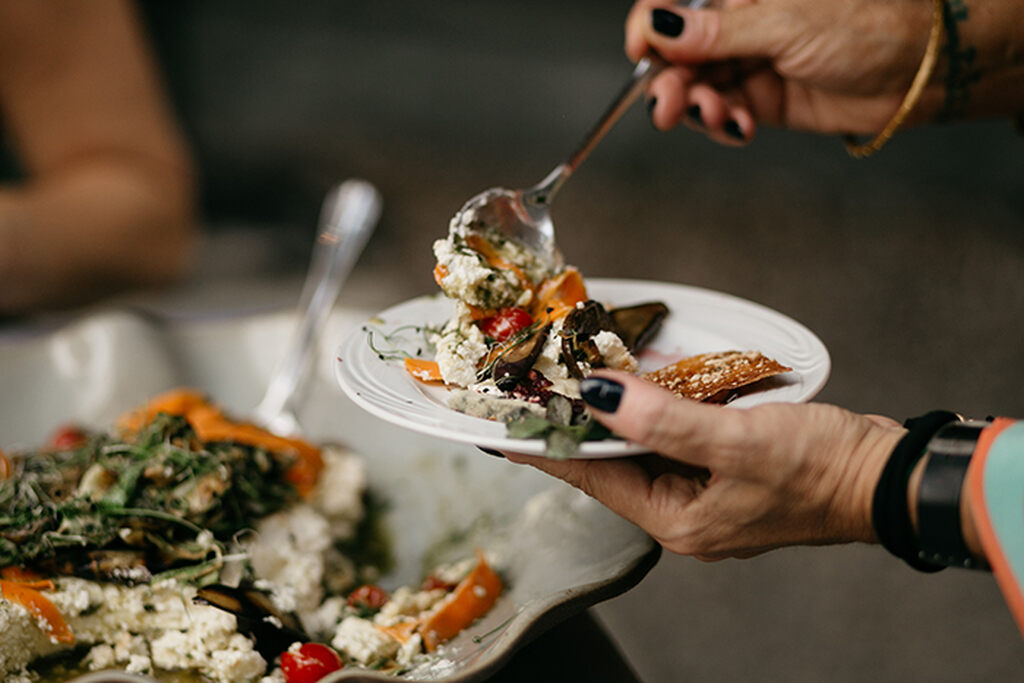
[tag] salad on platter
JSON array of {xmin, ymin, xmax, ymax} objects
[{"xmin": 0, "ymin": 390, "xmax": 502, "ymax": 683}]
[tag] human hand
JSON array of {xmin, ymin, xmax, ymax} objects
[
  {"xmin": 625, "ymin": 0, "xmax": 944, "ymax": 143},
  {"xmin": 507, "ymin": 371, "xmax": 905, "ymax": 559}
]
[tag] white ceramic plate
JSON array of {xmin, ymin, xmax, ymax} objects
[
  {"xmin": 0, "ymin": 308, "xmax": 658, "ymax": 683},
  {"xmin": 336, "ymin": 278, "xmax": 831, "ymax": 458}
]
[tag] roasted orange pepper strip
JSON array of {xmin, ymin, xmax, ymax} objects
[
  {"xmin": 0, "ymin": 449, "xmax": 11, "ymax": 480},
  {"xmin": 533, "ymin": 267, "xmax": 587, "ymax": 325},
  {"xmin": 0, "ymin": 579, "xmax": 74, "ymax": 644},
  {"xmin": 419, "ymin": 550, "xmax": 502, "ymax": 652},
  {"xmin": 404, "ymin": 358, "xmax": 443, "ymax": 383},
  {"xmin": 118, "ymin": 389, "xmax": 324, "ymax": 498}
]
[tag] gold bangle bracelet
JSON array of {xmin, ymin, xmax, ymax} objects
[{"xmin": 844, "ymin": 0, "xmax": 946, "ymax": 158}]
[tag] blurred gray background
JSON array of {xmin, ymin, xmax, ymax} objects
[{"xmin": 131, "ymin": 0, "xmax": 1024, "ymax": 679}]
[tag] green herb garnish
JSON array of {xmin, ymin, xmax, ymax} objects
[
  {"xmin": 0, "ymin": 413, "xmax": 298, "ymax": 581},
  {"xmin": 506, "ymin": 397, "xmax": 617, "ymax": 459},
  {"xmin": 363, "ymin": 323, "xmax": 440, "ymax": 361}
]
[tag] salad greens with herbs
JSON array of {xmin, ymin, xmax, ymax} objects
[{"xmin": 0, "ymin": 412, "xmax": 298, "ymax": 582}]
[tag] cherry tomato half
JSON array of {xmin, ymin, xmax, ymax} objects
[
  {"xmin": 280, "ymin": 643, "xmax": 343, "ymax": 683},
  {"xmin": 50, "ymin": 424, "xmax": 88, "ymax": 450},
  {"xmin": 478, "ymin": 307, "xmax": 533, "ymax": 342},
  {"xmin": 346, "ymin": 584, "xmax": 390, "ymax": 611}
]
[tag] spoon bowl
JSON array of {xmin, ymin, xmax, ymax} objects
[
  {"xmin": 452, "ymin": 57, "xmax": 661, "ymax": 269},
  {"xmin": 453, "ymin": 0, "xmax": 710, "ymax": 267}
]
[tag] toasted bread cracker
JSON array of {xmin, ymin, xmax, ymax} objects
[{"xmin": 642, "ymin": 350, "xmax": 792, "ymax": 403}]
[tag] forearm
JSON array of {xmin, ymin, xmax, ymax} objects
[{"xmin": 0, "ymin": 157, "xmax": 195, "ymax": 313}]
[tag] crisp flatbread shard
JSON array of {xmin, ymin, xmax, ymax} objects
[{"xmin": 642, "ymin": 350, "xmax": 792, "ymax": 403}]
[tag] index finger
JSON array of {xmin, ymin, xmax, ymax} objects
[{"xmin": 628, "ymin": 2, "xmax": 788, "ymax": 65}]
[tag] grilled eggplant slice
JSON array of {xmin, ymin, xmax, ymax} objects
[
  {"xmin": 609, "ymin": 302, "xmax": 668, "ymax": 352},
  {"xmin": 195, "ymin": 583, "xmax": 309, "ymax": 661},
  {"xmin": 493, "ymin": 324, "xmax": 550, "ymax": 391},
  {"xmin": 559, "ymin": 300, "xmax": 615, "ymax": 378}
]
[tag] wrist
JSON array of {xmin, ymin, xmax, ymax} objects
[
  {"xmin": 852, "ymin": 425, "xmax": 906, "ymax": 544},
  {"xmin": 872, "ymin": 411, "xmax": 962, "ymax": 572}
]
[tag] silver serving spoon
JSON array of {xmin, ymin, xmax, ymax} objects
[
  {"xmin": 252, "ymin": 179, "xmax": 382, "ymax": 435},
  {"xmin": 452, "ymin": 57, "xmax": 659, "ymax": 269},
  {"xmin": 452, "ymin": 0, "xmax": 708, "ymax": 268}
]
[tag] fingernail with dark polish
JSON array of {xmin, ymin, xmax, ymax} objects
[
  {"xmin": 580, "ymin": 377, "xmax": 624, "ymax": 413},
  {"xmin": 686, "ymin": 104, "xmax": 703, "ymax": 127},
  {"xmin": 646, "ymin": 96, "xmax": 658, "ymax": 128},
  {"xmin": 477, "ymin": 447, "xmax": 505, "ymax": 458},
  {"xmin": 652, "ymin": 8, "xmax": 685, "ymax": 37},
  {"xmin": 724, "ymin": 120, "xmax": 745, "ymax": 141}
]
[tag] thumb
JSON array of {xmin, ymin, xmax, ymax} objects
[
  {"xmin": 641, "ymin": 4, "xmax": 787, "ymax": 63},
  {"xmin": 581, "ymin": 371, "xmax": 731, "ymax": 468}
]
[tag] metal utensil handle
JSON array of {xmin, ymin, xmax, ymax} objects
[
  {"xmin": 527, "ymin": 57, "xmax": 662, "ymax": 206},
  {"xmin": 255, "ymin": 179, "xmax": 382, "ymax": 429},
  {"xmin": 526, "ymin": 0, "xmax": 708, "ymax": 207}
]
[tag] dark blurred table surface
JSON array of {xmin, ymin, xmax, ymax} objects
[{"xmin": 489, "ymin": 610, "xmax": 642, "ymax": 683}]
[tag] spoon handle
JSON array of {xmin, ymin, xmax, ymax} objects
[
  {"xmin": 253, "ymin": 179, "xmax": 382, "ymax": 435},
  {"xmin": 525, "ymin": 56, "xmax": 662, "ymax": 207},
  {"xmin": 527, "ymin": 0, "xmax": 709, "ymax": 207}
]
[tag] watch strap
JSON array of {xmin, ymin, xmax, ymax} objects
[{"xmin": 916, "ymin": 420, "xmax": 988, "ymax": 569}]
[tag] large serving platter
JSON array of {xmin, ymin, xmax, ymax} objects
[
  {"xmin": 0, "ymin": 307, "xmax": 657, "ymax": 682},
  {"xmin": 336, "ymin": 278, "xmax": 831, "ymax": 458}
]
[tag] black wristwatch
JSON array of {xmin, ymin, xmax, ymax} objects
[{"xmin": 916, "ymin": 419, "xmax": 990, "ymax": 570}]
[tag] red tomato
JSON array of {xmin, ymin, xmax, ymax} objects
[
  {"xmin": 346, "ymin": 584, "xmax": 389, "ymax": 611},
  {"xmin": 478, "ymin": 307, "xmax": 533, "ymax": 342},
  {"xmin": 50, "ymin": 424, "xmax": 87, "ymax": 450},
  {"xmin": 280, "ymin": 643, "xmax": 343, "ymax": 683}
]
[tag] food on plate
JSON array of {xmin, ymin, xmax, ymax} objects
[
  {"xmin": 0, "ymin": 390, "xmax": 502, "ymax": 682},
  {"xmin": 400, "ymin": 217, "xmax": 791, "ymax": 456}
]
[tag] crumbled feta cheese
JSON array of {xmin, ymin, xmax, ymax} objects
[
  {"xmin": 125, "ymin": 653, "xmax": 152, "ymax": 675},
  {"xmin": 433, "ymin": 237, "xmax": 524, "ymax": 310},
  {"xmin": 311, "ymin": 445, "xmax": 367, "ymax": 539},
  {"xmin": 397, "ymin": 633, "xmax": 424, "ymax": 665},
  {"xmin": 373, "ymin": 587, "xmax": 447, "ymax": 627},
  {"xmin": 149, "ymin": 610, "xmax": 265, "ymax": 683},
  {"xmin": 430, "ymin": 557, "xmax": 476, "ymax": 586},
  {"xmin": 249, "ymin": 503, "xmax": 332, "ymax": 612},
  {"xmin": 434, "ymin": 310, "xmax": 488, "ymax": 387},
  {"xmin": 303, "ymin": 596, "xmax": 347, "ymax": 639},
  {"xmin": 1, "ymin": 577, "xmax": 267, "ymax": 683},
  {"xmin": 331, "ymin": 616, "xmax": 401, "ymax": 665},
  {"xmin": 593, "ymin": 330, "xmax": 639, "ymax": 373},
  {"xmin": 86, "ymin": 644, "xmax": 117, "ymax": 671},
  {"xmin": 533, "ymin": 320, "xmax": 569, "ymax": 382},
  {"xmin": 0, "ymin": 599, "xmax": 61, "ymax": 677}
]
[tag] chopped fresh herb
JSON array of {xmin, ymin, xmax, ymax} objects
[{"xmin": 365, "ymin": 323, "xmax": 440, "ymax": 361}]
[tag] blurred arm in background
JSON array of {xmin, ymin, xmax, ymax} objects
[{"xmin": 0, "ymin": 0, "xmax": 196, "ymax": 314}]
